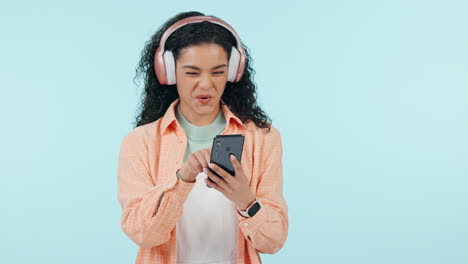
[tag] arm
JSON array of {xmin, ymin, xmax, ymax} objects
[
  {"xmin": 117, "ymin": 132, "xmax": 195, "ymax": 248},
  {"xmin": 238, "ymin": 128, "xmax": 289, "ymax": 254}
]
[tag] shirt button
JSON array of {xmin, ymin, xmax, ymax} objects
[{"xmin": 243, "ymin": 223, "xmax": 249, "ymax": 227}]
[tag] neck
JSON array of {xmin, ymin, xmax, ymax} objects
[{"xmin": 179, "ymin": 103, "xmax": 221, "ymax": 127}]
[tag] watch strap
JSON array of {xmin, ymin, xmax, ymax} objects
[{"xmin": 238, "ymin": 199, "xmax": 259, "ymax": 218}]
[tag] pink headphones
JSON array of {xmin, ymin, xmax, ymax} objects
[{"xmin": 154, "ymin": 16, "xmax": 246, "ymax": 85}]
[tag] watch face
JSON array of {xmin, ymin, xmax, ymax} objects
[{"xmin": 247, "ymin": 201, "xmax": 261, "ymax": 217}]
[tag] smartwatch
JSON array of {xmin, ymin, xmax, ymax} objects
[{"xmin": 238, "ymin": 200, "xmax": 261, "ymax": 218}]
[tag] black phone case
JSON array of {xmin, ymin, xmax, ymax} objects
[{"xmin": 208, "ymin": 134, "xmax": 244, "ymax": 185}]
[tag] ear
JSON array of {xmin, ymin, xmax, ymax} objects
[
  {"xmin": 227, "ymin": 47, "xmax": 240, "ymax": 82},
  {"xmin": 163, "ymin": 51, "xmax": 176, "ymax": 84}
]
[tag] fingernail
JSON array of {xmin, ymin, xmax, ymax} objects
[
  {"xmin": 209, "ymin": 163, "xmax": 215, "ymax": 169},
  {"xmin": 230, "ymin": 154, "xmax": 236, "ymax": 160},
  {"xmin": 203, "ymin": 168, "xmax": 209, "ymax": 174}
]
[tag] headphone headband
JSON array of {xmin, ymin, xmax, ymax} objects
[{"xmin": 154, "ymin": 16, "xmax": 246, "ymax": 84}]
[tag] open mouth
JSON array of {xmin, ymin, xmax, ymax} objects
[
  {"xmin": 196, "ymin": 96, "xmax": 212, "ymax": 104},
  {"xmin": 196, "ymin": 95, "xmax": 213, "ymax": 100}
]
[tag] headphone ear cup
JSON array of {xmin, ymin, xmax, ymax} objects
[
  {"xmin": 227, "ymin": 47, "xmax": 240, "ymax": 82},
  {"xmin": 163, "ymin": 51, "xmax": 176, "ymax": 85}
]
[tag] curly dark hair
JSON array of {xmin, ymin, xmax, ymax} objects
[{"xmin": 132, "ymin": 11, "xmax": 271, "ymax": 131}]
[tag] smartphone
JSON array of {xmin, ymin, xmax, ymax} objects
[{"xmin": 207, "ymin": 134, "xmax": 245, "ymax": 186}]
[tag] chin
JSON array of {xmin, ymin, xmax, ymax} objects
[{"xmin": 194, "ymin": 105, "xmax": 217, "ymax": 115}]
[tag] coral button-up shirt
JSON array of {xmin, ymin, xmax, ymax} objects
[{"xmin": 117, "ymin": 99, "xmax": 288, "ymax": 264}]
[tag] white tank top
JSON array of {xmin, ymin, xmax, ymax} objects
[
  {"xmin": 176, "ymin": 172, "xmax": 238, "ymax": 264},
  {"xmin": 175, "ymin": 105, "xmax": 238, "ymax": 263}
]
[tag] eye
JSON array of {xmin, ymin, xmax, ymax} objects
[
  {"xmin": 213, "ymin": 71, "xmax": 225, "ymax": 75},
  {"xmin": 185, "ymin": 72, "xmax": 198, "ymax": 75}
]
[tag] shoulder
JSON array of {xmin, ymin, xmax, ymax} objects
[
  {"xmin": 120, "ymin": 120, "xmax": 161, "ymax": 150},
  {"xmin": 243, "ymin": 121, "xmax": 282, "ymax": 144},
  {"xmin": 241, "ymin": 121, "xmax": 282, "ymax": 164}
]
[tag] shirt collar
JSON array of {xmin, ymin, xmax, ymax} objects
[
  {"xmin": 220, "ymin": 99, "xmax": 246, "ymax": 129},
  {"xmin": 160, "ymin": 98, "xmax": 246, "ymax": 134}
]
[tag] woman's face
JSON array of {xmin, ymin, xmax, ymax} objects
[{"xmin": 175, "ymin": 43, "xmax": 228, "ymax": 125}]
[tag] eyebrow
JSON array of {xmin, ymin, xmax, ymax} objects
[{"xmin": 182, "ymin": 64, "xmax": 228, "ymax": 71}]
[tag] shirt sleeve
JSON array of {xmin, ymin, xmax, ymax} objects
[
  {"xmin": 117, "ymin": 131, "xmax": 195, "ymax": 249},
  {"xmin": 237, "ymin": 127, "xmax": 289, "ymax": 254}
]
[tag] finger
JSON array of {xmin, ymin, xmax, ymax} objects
[
  {"xmin": 208, "ymin": 162, "xmax": 232, "ymax": 180},
  {"xmin": 209, "ymin": 162, "xmax": 237, "ymax": 185},
  {"xmin": 193, "ymin": 151, "xmax": 209, "ymax": 169},
  {"xmin": 204, "ymin": 177, "xmax": 223, "ymax": 192},
  {"xmin": 207, "ymin": 163, "xmax": 238, "ymax": 191},
  {"xmin": 229, "ymin": 155, "xmax": 249, "ymax": 186},
  {"xmin": 186, "ymin": 158, "xmax": 200, "ymax": 175},
  {"xmin": 201, "ymin": 148, "xmax": 211, "ymax": 166},
  {"xmin": 229, "ymin": 154, "xmax": 244, "ymax": 176},
  {"xmin": 203, "ymin": 167, "xmax": 225, "ymax": 184},
  {"xmin": 203, "ymin": 167, "xmax": 233, "ymax": 193}
]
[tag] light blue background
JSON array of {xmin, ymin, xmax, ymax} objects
[{"xmin": 1, "ymin": 0, "xmax": 467, "ymax": 263}]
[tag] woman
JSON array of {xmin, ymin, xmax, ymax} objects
[{"xmin": 117, "ymin": 11, "xmax": 288, "ymax": 264}]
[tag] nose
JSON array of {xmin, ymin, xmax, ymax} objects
[{"xmin": 198, "ymin": 73, "xmax": 213, "ymax": 89}]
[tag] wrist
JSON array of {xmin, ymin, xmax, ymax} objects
[
  {"xmin": 237, "ymin": 198, "xmax": 261, "ymax": 218},
  {"xmin": 177, "ymin": 168, "xmax": 196, "ymax": 183},
  {"xmin": 236, "ymin": 195, "xmax": 256, "ymax": 211}
]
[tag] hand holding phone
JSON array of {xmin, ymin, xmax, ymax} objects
[{"xmin": 207, "ymin": 134, "xmax": 245, "ymax": 186}]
